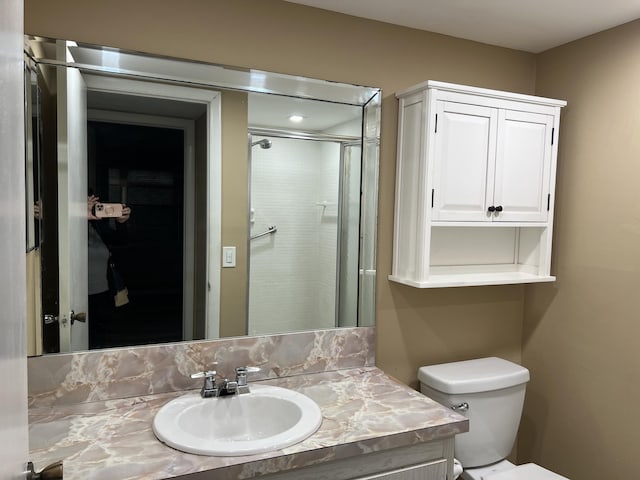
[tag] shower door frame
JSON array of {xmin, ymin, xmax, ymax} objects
[{"xmin": 247, "ymin": 128, "xmax": 361, "ymax": 334}]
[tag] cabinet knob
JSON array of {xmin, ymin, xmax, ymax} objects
[
  {"xmin": 495, "ymin": 205, "xmax": 503, "ymax": 212},
  {"xmin": 487, "ymin": 206, "xmax": 496, "ymax": 212}
]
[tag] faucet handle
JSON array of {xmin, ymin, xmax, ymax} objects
[
  {"xmin": 235, "ymin": 366, "xmax": 260, "ymax": 384},
  {"xmin": 190, "ymin": 370, "xmax": 216, "ymax": 379},
  {"xmin": 235, "ymin": 366, "xmax": 260, "ymax": 391},
  {"xmin": 191, "ymin": 370, "xmax": 218, "ymax": 398},
  {"xmin": 190, "ymin": 362, "xmax": 218, "ymax": 380}
]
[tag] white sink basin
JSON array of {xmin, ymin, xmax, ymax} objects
[{"xmin": 153, "ymin": 384, "xmax": 323, "ymax": 456}]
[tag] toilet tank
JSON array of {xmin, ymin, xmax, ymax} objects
[{"xmin": 418, "ymin": 357, "xmax": 530, "ymax": 468}]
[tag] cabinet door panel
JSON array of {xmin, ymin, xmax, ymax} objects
[
  {"xmin": 493, "ymin": 110, "xmax": 553, "ymax": 222},
  {"xmin": 432, "ymin": 101, "xmax": 497, "ymax": 221}
]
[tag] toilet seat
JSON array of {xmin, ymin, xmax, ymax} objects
[{"xmin": 484, "ymin": 463, "xmax": 569, "ymax": 480}]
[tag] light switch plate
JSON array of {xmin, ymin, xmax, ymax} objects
[{"xmin": 222, "ymin": 246, "xmax": 236, "ymax": 267}]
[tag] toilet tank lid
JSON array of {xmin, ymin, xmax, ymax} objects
[{"xmin": 418, "ymin": 357, "xmax": 530, "ymax": 394}]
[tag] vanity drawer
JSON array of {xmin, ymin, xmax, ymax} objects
[{"xmin": 356, "ymin": 458, "xmax": 447, "ymax": 480}]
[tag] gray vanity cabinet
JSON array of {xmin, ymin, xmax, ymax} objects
[
  {"xmin": 357, "ymin": 459, "xmax": 447, "ymax": 479},
  {"xmin": 259, "ymin": 438, "xmax": 454, "ymax": 480}
]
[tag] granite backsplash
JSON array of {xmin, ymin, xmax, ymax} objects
[{"xmin": 28, "ymin": 327, "xmax": 374, "ymax": 407}]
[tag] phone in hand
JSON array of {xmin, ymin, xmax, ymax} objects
[{"xmin": 94, "ymin": 202, "xmax": 123, "ymax": 218}]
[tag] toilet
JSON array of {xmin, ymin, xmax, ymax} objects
[{"xmin": 418, "ymin": 357, "xmax": 569, "ymax": 480}]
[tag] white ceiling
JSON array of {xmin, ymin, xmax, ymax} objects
[
  {"xmin": 248, "ymin": 93, "xmax": 361, "ymax": 131},
  {"xmin": 285, "ymin": 0, "xmax": 640, "ymax": 53},
  {"xmin": 86, "ymin": 88, "xmax": 361, "ymax": 132}
]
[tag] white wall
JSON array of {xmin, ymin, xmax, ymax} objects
[{"xmin": 249, "ymin": 136, "xmax": 340, "ymax": 335}]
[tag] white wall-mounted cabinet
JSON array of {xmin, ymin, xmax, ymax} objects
[{"xmin": 390, "ymin": 81, "xmax": 566, "ymax": 288}]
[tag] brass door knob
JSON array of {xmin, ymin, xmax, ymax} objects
[{"xmin": 70, "ymin": 311, "xmax": 86, "ymax": 325}]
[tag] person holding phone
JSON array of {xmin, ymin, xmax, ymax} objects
[{"xmin": 87, "ymin": 194, "xmax": 132, "ymax": 348}]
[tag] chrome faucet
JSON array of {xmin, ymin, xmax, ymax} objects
[
  {"xmin": 218, "ymin": 378, "xmax": 239, "ymax": 396},
  {"xmin": 191, "ymin": 366, "xmax": 260, "ymax": 398},
  {"xmin": 190, "ymin": 370, "xmax": 218, "ymax": 398},
  {"xmin": 235, "ymin": 366, "xmax": 260, "ymax": 394}
]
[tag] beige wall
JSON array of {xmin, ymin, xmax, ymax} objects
[
  {"xmin": 24, "ymin": 0, "xmax": 536, "ymax": 386},
  {"xmin": 23, "ymin": 1, "xmax": 640, "ymax": 478},
  {"xmin": 520, "ymin": 19, "xmax": 640, "ymax": 479},
  {"xmin": 219, "ymin": 90, "xmax": 249, "ymax": 337},
  {"xmin": 26, "ymin": 249, "xmax": 42, "ymax": 356}
]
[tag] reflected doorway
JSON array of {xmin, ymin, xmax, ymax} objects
[
  {"xmin": 38, "ymin": 81, "xmax": 213, "ymax": 352},
  {"xmin": 87, "ymin": 121, "xmax": 184, "ymax": 348}
]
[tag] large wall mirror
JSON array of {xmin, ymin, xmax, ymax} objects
[{"xmin": 24, "ymin": 36, "xmax": 380, "ymax": 356}]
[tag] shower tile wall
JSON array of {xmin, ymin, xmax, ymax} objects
[{"xmin": 249, "ymin": 137, "xmax": 340, "ymax": 335}]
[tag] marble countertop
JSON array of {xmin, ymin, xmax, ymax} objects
[{"xmin": 29, "ymin": 367, "xmax": 468, "ymax": 480}]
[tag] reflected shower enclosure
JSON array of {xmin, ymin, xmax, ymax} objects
[{"xmin": 248, "ymin": 135, "xmax": 361, "ymax": 335}]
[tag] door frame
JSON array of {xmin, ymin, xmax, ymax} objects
[
  {"xmin": 56, "ymin": 60, "xmax": 89, "ymax": 352},
  {"xmin": 83, "ymin": 74, "xmax": 222, "ymax": 339},
  {"xmin": 87, "ymin": 109, "xmax": 197, "ymax": 341}
]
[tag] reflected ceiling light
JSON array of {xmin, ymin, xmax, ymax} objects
[{"xmin": 288, "ymin": 114, "xmax": 304, "ymax": 123}]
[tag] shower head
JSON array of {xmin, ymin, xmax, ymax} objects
[{"xmin": 251, "ymin": 138, "xmax": 272, "ymax": 149}]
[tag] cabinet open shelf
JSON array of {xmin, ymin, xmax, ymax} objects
[
  {"xmin": 390, "ymin": 225, "xmax": 554, "ymax": 288},
  {"xmin": 389, "ymin": 271, "xmax": 556, "ymax": 288}
]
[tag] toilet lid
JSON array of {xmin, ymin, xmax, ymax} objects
[{"xmin": 484, "ymin": 463, "xmax": 569, "ymax": 480}]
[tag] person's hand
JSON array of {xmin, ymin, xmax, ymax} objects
[
  {"xmin": 116, "ymin": 205, "xmax": 131, "ymax": 223},
  {"xmin": 33, "ymin": 200, "xmax": 41, "ymax": 220},
  {"xmin": 87, "ymin": 195, "xmax": 100, "ymax": 220}
]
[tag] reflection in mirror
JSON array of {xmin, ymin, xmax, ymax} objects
[
  {"xmin": 24, "ymin": 59, "xmax": 42, "ymax": 252},
  {"xmin": 24, "ymin": 57, "xmax": 44, "ymax": 356},
  {"xmin": 248, "ymin": 133, "xmax": 359, "ymax": 335},
  {"xmin": 24, "ymin": 36, "xmax": 380, "ymax": 355}
]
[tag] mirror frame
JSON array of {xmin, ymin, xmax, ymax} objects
[{"xmin": 24, "ymin": 35, "xmax": 381, "ymax": 355}]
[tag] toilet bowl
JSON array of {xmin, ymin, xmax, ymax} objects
[{"xmin": 418, "ymin": 357, "xmax": 569, "ymax": 480}]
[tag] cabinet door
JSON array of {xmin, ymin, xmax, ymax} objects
[
  {"xmin": 492, "ymin": 109, "xmax": 554, "ymax": 222},
  {"xmin": 432, "ymin": 101, "xmax": 497, "ymax": 221}
]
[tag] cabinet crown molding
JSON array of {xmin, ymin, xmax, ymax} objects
[{"xmin": 396, "ymin": 80, "xmax": 567, "ymax": 108}]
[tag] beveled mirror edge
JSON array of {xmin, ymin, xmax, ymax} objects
[{"xmin": 24, "ymin": 35, "xmax": 381, "ymax": 106}]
